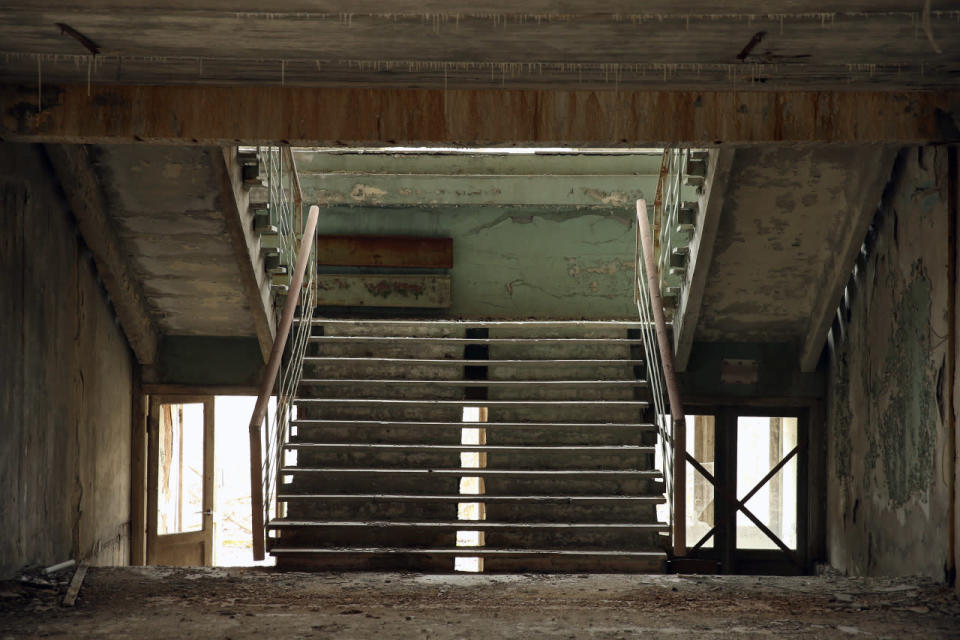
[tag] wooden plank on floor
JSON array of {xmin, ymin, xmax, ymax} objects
[
  {"xmin": 317, "ymin": 235, "xmax": 453, "ymax": 268},
  {"xmin": 62, "ymin": 565, "xmax": 88, "ymax": 607},
  {"xmin": 317, "ymin": 275, "xmax": 451, "ymax": 308}
]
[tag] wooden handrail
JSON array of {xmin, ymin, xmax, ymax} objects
[
  {"xmin": 248, "ymin": 204, "xmax": 319, "ymax": 561},
  {"xmin": 636, "ymin": 199, "xmax": 687, "ymax": 558}
]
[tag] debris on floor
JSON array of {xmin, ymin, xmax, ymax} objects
[{"xmin": 0, "ymin": 567, "xmax": 957, "ymax": 639}]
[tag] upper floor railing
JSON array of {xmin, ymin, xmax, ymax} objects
[{"xmin": 652, "ymin": 148, "xmax": 706, "ymax": 314}]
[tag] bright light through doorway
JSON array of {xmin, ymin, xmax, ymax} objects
[{"xmin": 213, "ymin": 396, "xmax": 276, "ymax": 567}]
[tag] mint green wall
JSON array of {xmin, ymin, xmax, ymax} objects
[
  {"xmin": 300, "ymin": 151, "xmax": 660, "ymax": 319},
  {"xmin": 316, "ymin": 205, "xmax": 639, "ymax": 319}
]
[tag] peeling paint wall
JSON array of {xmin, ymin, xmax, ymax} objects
[
  {"xmin": 0, "ymin": 144, "xmax": 133, "ymax": 578},
  {"xmin": 826, "ymin": 147, "xmax": 952, "ymax": 579},
  {"xmin": 316, "ymin": 206, "xmax": 638, "ymax": 319}
]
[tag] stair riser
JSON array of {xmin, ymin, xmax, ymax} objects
[
  {"xmin": 282, "ymin": 476, "xmax": 663, "ymax": 495},
  {"xmin": 289, "ymin": 450, "xmax": 656, "ymax": 471},
  {"xmin": 297, "ymin": 385, "xmax": 642, "ymax": 401},
  {"xmin": 308, "ymin": 343, "xmax": 637, "ymax": 360},
  {"xmin": 303, "ymin": 364, "xmax": 466, "ymax": 379},
  {"xmin": 284, "ymin": 501, "xmax": 660, "ymax": 523},
  {"xmin": 292, "ymin": 426, "xmax": 657, "ymax": 447},
  {"xmin": 275, "ymin": 528, "xmax": 666, "ymax": 550},
  {"xmin": 295, "ymin": 405, "xmax": 648, "ymax": 423},
  {"xmin": 274, "ymin": 554, "xmax": 665, "ymax": 574},
  {"xmin": 303, "ymin": 362, "xmax": 643, "ymax": 381},
  {"xmin": 315, "ymin": 323, "xmax": 641, "ymax": 339}
]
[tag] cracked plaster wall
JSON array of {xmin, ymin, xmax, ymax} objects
[
  {"xmin": 0, "ymin": 144, "xmax": 133, "ymax": 578},
  {"xmin": 826, "ymin": 147, "xmax": 952, "ymax": 579},
  {"xmin": 316, "ymin": 206, "xmax": 638, "ymax": 319}
]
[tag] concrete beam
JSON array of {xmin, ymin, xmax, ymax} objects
[
  {"xmin": 213, "ymin": 147, "xmax": 276, "ymax": 362},
  {"xmin": 6, "ymin": 85, "xmax": 960, "ymax": 146},
  {"xmin": 295, "ymin": 151, "xmax": 665, "ymax": 175},
  {"xmin": 674, "ymin": 148, "xmax": 734, "ymax": 372},
  {"xmin": 304, "ymin": 173, "xmax": 651, "ymax": 207},
  {"xmin": 44, "ymin": 144, "xmax": 160, "ymax": 364},
  {"xmin": 798, "ymin": 147, "xmax": 899, "ymax": 372}
]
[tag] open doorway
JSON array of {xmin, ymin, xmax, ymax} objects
[
  {"xmin": 144, "ymin": 394, "xmax": 275, "ymax": 567},
  {"xmin": 213, "ymin": 396, "xmax": 276, "ymax": 567}
]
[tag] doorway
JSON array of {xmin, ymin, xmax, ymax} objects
[
  {"xmin": 144, "ymin": 394, "xmax": 276, "ymax": 566},
  {"xmin": 682, "ymin": 406, "xmax": 808, "ymax": 574},
  {"xmin": 146, "ymin": 396, "xmax": 214, "ymax": 566}
]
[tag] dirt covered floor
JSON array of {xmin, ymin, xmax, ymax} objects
[{"xmin": 1, "ymin": 567, "xmax": 958, "ymax": 639}]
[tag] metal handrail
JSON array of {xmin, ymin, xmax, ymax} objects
[
  {"xmin": 636, "ymin": 199, "xmax": 686, "ymax": 558},
  {"xmin": 248, "ymin": 199, "xmax": 319, "ymax": 561}
]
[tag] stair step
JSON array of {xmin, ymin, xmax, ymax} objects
[
  {"xmin": 290, "ymin": 420, "xmax": 657, "ymax": 430},
  {"xmin": 303, "ymin": 357, "xmax": 644, "ymax": 367},
  {"xmin": 268, "ymin": 546, "xmax": 666, "ymax": 558},
  {"xmin": 277, "ymin": 494, "xmax": 666, "ymax": 504},
  {"xmin": 281, "ymin": 467, "xmax": 662, "ymax": 478},
  {"xmin": 272, "ymin": 317, "xmax": 662, "ymax": 572},
  {"xmin": 299, "ymin": 379, "xmax": 646, "ymax": 388},
  {"xmin": 284, "ymin": 444, "xmax": 655, "ymax": 454},
  {"xmin": 303, "ymin": 319, "xmax": 647, "ymax": 328},
  {"xmin": 269, "ymin": 519, "xmax": 668, "ymax": 532},
  {"xmin": 294, "ymin": 398, "xmax": 648, "ymax": 407},
  {"xmin": 311, "ymin": 336, "xmax": 642, "ymax": 344}
]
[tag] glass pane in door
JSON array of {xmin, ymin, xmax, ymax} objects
[
  {"xmin": 685, "ymin": 415, "xmax": 716, "ymax": 548},
  {"xmin": 157, "ymin": 402, "xmax": 205, "ymax": 535},
  {"xmin": 736, "ymin": 416, "xmax": 798, "ymax": 550}
]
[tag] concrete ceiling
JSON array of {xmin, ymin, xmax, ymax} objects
[
  {"xmin": 90, "ymin": 145, "xmax": 257, "ymax": 337},
  {"xmin": 694, "ymin": 145, "xmax": 895, "ymax": 345},
  {"xmin": 0, "ymin": 2, "xmax": 958, "ymax": 90}
]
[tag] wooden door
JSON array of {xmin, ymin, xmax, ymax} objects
[{"xmin": 146, "ymin": 396, "xmax": 215, "ymax": 566}]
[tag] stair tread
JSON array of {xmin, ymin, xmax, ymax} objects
[
  {"xmin": 269, "ymin": 547, "xmax": 666, "ymax": 557},
  {"xmin": 268, "ymin": 519, "xmax": 669, "ymax": 530},
  {"xmin": 302, "ymin": 319, "xmax": 648, "ymax": 327},
  {"xmin": 281, "ymin": 467, "xmax": 663, "ymax": 477},
  {"xmin": 277, "ymin": 494, "xmax": 666, "ymax": 503},
  {"xmin": 291, "ymin": 420, "xmax": 656, "ymax": 429},
  {"xmin": 294, "ymin": 398, "xmax": 648, "ymax": 406},
  {"xmin": 299, "ymin": 378, "xmax": 646, "ymax": 386},
  {"xmin": 284, "ymin": 444, "xmax": 655, "ymax": 452},
  {"xmin": 312, "ymin": 336, "xmax": 642, "ymax": 344},
  {"xmin": 303, "ymin": 357, "xmax": 643, "ymax": 366}
]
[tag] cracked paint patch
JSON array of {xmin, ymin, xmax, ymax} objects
[
  {"xmin": 583, "ymin": 188, "xmax": 629, "ymax": 207},
  {"xmin": 350, "ymin": 183, "xmax": 388, "ymax": 203}
]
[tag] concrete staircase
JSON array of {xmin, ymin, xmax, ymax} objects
[{"xmin": 267, "ymin": 320, "xmax": 668, "ymax": 572}]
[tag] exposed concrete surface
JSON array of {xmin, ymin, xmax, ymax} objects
[
  {"xmin": 0, "ymin": 144, "xmax": 132, "ymax": 579},
  {"xmin": 1, "ymin": 568, "xmax": 958, "ymax": 639},
  {"xmin": 827, "ymin": 147, "xmax": 952, "ymax": 578},
  {"xmin": 697, "ymin": 146, "xmax": 896, "ymax": 345},
  {"xmin": 89, "ymin": 144, "xmax": 257, "ymax": 337},
  {"xmin": 304, "ymin": 152, "xmax": 645, "ymax": 319},
  {"xmin": 1, "ymin": 3, "xmax": 959, "ymax": 89}
]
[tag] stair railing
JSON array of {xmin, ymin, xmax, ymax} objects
[
  {"xmin": 247, "ymin": 146, "xmax": 318, "ymax": 561},
  {"xmin": 635, "ymin": 198, "xmax": 687, "ymax": 558}
]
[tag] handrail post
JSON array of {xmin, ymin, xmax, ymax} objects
[
  {"xmin": 636, "ymin": 199, "xmax": 687, "ymax": 558},
  {"xmin": 248, "ymin": 204, "xmax": 319, "ymax": 561}
]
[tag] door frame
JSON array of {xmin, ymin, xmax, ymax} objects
[
  {"xmin": 146, "ymin": 395, "xmax": 215, "ymax": 566},
  {"xmin": 682, "ymin": 404, "xmax": 810, "ymax": 575}
]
